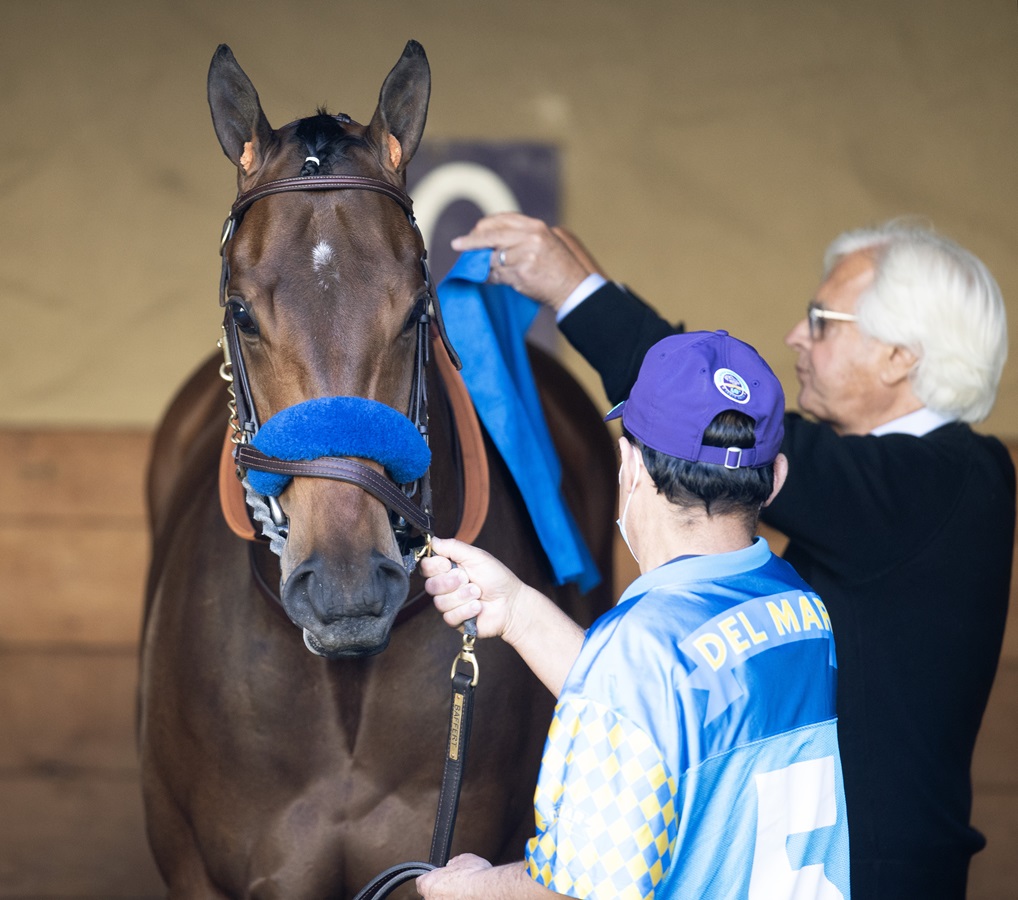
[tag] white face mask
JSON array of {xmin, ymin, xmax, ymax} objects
[{"xmin": 616, "ymin": 449, "xmax": 641, "ymax": 563}]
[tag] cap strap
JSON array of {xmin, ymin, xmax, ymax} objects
[{"xmin": 723, "ymin": 447, "xmax": 744, "ymax": 469}]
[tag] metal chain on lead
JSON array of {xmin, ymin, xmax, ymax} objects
[{"xmin": 218, "ymin": 327, "xmax": 245, "ymax": 445}]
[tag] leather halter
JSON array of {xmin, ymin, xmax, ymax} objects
[{"xmin": 218, "ymin": 172, "xmax": 467, "ymax": 561}]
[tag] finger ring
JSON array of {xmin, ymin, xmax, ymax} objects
[{"xmin": 498, "ymin": 249, "xmax": 507, "ymax": 266}]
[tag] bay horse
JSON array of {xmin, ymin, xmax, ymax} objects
[{"xmin": 138, "ymin": 40, "xmax": 616, "ymax": 898}]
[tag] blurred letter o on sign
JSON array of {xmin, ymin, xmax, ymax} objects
[
  {"xmin": 413, "ymin": 162, "xmax": 522, "ymax": 252},
  {"xmin": 407, "ymin": 143, "xmax": 559, "ymax": 282}
]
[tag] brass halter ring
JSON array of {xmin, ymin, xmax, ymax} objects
[{"xmin": 413, "ymin": 533, "xmax": 434, "ymax": 565}]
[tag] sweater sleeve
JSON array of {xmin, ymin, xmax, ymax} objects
[{"xmin": 558, "ymin": 282, "xmax": 681, "ymax": 405}]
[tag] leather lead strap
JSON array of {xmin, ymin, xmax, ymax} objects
[
  {"xmin": 349, "ymin": 861, "xmax": 435, "ymax": 900},
  {"xmin": 428, "ymin": 667, "xmax": 476, "ymax": 867},
  {"xmin": 348, "ymin": 643, "xmax": 477, "ymax": 897}
]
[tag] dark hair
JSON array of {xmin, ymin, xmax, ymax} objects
[
  {"xmin": 625, "ymin": 410, "xmax": 775, "ymax": 525},
  {"xmin": 295, "ymin": 111, "xmax": 368, "ymax": 176}
]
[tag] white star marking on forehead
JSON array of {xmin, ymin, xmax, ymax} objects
[{"xmin": 312, "ymin": 241, "xmax": 339, "ymax": 289}]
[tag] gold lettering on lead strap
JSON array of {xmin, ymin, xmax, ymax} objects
[{"xmin": 448, "ymin": 693, "xmax": 465, "ymax": 761}]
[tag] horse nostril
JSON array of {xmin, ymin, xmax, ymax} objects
[
  {"xmin": 374, "ymin": 553, "xmax": 410, "ymax": 610},
  {"xmin": 281, "ymin": 552, "xmax": 409, "ymax": 625},
  {"xmin": 281, "ymin": 561, "xmax": 325, "ymax": 617}
]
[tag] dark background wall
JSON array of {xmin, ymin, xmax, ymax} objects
[{"xmin": 1, "ymin": 0, "xmax": 1015, "ymax": 436}]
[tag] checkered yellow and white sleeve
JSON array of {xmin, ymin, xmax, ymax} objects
[{"xmin": 525, "ymin": 697, "xmax": 678, "ymax": 899}]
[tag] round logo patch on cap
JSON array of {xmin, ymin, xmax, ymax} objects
[{"xmin": 714, "ymin": 368, "xmax": 751, "ymax": 404}]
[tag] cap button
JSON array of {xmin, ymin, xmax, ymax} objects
[{"xmin": 715, "ymin": 329, "xmax": 729, "ymax": 336}]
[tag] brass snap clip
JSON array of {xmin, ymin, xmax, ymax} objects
[{"xmin": 451, "ymin": 618, "xmax": 479, "ymax": 687}]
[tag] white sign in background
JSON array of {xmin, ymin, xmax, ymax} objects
[{"xmin": 407, "ymin": 142, "xmax": 560, "ymax": 351}]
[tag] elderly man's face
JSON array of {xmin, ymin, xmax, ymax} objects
[{"xmin": 784, "ymin": 249, "xmax": 891, "ymax": 435}]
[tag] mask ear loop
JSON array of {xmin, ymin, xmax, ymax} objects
[{"xmin": 617, "ymin": 441, "xmax": 642, "ymax": 563}]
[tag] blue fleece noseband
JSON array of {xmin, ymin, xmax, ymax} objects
[{"xmin": 246, "ymin": 396, "xmax": 431, "ymax": 497}]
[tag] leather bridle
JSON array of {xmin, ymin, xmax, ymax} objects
[
  {"xmin": 218, "ymin": 171, "xmax": 482, "ymax": 893},
  {"xmin": 217, "ymin": 172, "xmax": 462, "ymax": 563}
]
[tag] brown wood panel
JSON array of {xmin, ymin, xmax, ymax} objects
[
  {"xmin": 0, "ymin": 524, "xmax": 148, "ymax": 646},
  {"xmin": 969, "ymin": 787, "xmax": 1018, "ymax": 900},
  {"xmin": 970, "ymin": 661, "xmax": 1018, "ymax": 900},
  {"xmin": 965, "ymin": 659, "xmax": 1018, "ymax": 900},
  {"xmin": 0, "ymin": 429, "xmax": 160, "ymax": 896},
  {"xmin": 972, "ymin": 662, "xmax": 1018, "ymax": 793},
  {"xmin": 0, "ymin": 774, "xmax": 163, "ymax": 897},
  {"xmin": 0, "ymin": 651, "xmax": 139, "ymax": 772},
  {"xmin": 1, "ymin": 428, "xmax": 152, "ymax": 522},
  {"xmin": 0, "ymin": 428, "xmax": 1013, "ymax": 899}
]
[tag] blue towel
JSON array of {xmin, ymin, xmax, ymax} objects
[{"xmin": 438, "ymin": 250, "xmax": 601, "ymax": 592}]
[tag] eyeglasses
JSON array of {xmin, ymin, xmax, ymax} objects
[{"xmin": 807, "ymin": 301, "xmax": 858, "ymax": 341}]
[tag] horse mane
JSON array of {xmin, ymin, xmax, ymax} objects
[{"xmin": 295, "ymin": 108, "xmax": 368, "ymax": 176}]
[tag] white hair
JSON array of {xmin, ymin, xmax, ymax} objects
[{"xmin": 824, "ymin": 219, "xmax": 1007, "ymax": 423}]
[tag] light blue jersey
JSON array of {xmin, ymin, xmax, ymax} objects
[{"xmin": 525, "ymin": 538, "xmax": 850, "ymax": 899}]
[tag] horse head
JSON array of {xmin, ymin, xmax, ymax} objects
[{"xmin": 208, "ymin": 42, "xmax": 434, "ymax": 658}]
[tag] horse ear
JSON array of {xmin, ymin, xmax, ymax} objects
[
  {"xmin": 207, "ymin": 44, "xmax": 274, "ymax": 176},
  {"xmin": 368, "ymin": 40, "xmax": 430, "ymax": 175}
]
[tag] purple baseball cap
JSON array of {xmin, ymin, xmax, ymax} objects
[{"xmin": 604, "ymin": 330, "xmax": 785, "ymax": 468}]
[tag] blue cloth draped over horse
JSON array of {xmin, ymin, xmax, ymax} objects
[
  {"xmin": 438, "ymin": 250, "xmax": 600, "ymax": 591},
  {"xmin": 246, "ymin": 248, "xmax": 600, "ymax": 592}
]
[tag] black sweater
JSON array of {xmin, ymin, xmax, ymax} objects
[{"xmin": 561, "ymin": 281, "xmax": 1015, "ymax": 899}]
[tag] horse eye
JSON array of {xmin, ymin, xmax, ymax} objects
[
  {"xmin": 228, "ymin": 299, "xmax": 258, "ymax": 336},
  {"xmin": 403, "ymin": 296, "xmax": 428, "ymax": 333}
]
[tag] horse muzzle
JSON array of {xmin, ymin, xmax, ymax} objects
[{"xmin": 281, "ymin": 549, "xmax": 409, "ymax": 658}]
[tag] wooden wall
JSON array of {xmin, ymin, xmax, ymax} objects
[
  {"xmin": 1, "ymin": 429, "xmax": 1016, "ymax": 898},
  {"xmin": 0, "ymin": 430, "xmax": 162, "ymax": 897}
]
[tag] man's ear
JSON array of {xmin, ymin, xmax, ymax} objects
[
  {"xmin": 764, "ymin": 453, "xmax": 789, "ymax": 507},
  {"xmin": 881, "ymin": 344, "xmax": 919, "ymax": 387},
  {"xmin": 617, "ymin": 436, "xmax": 641, "ymax": 493}
]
